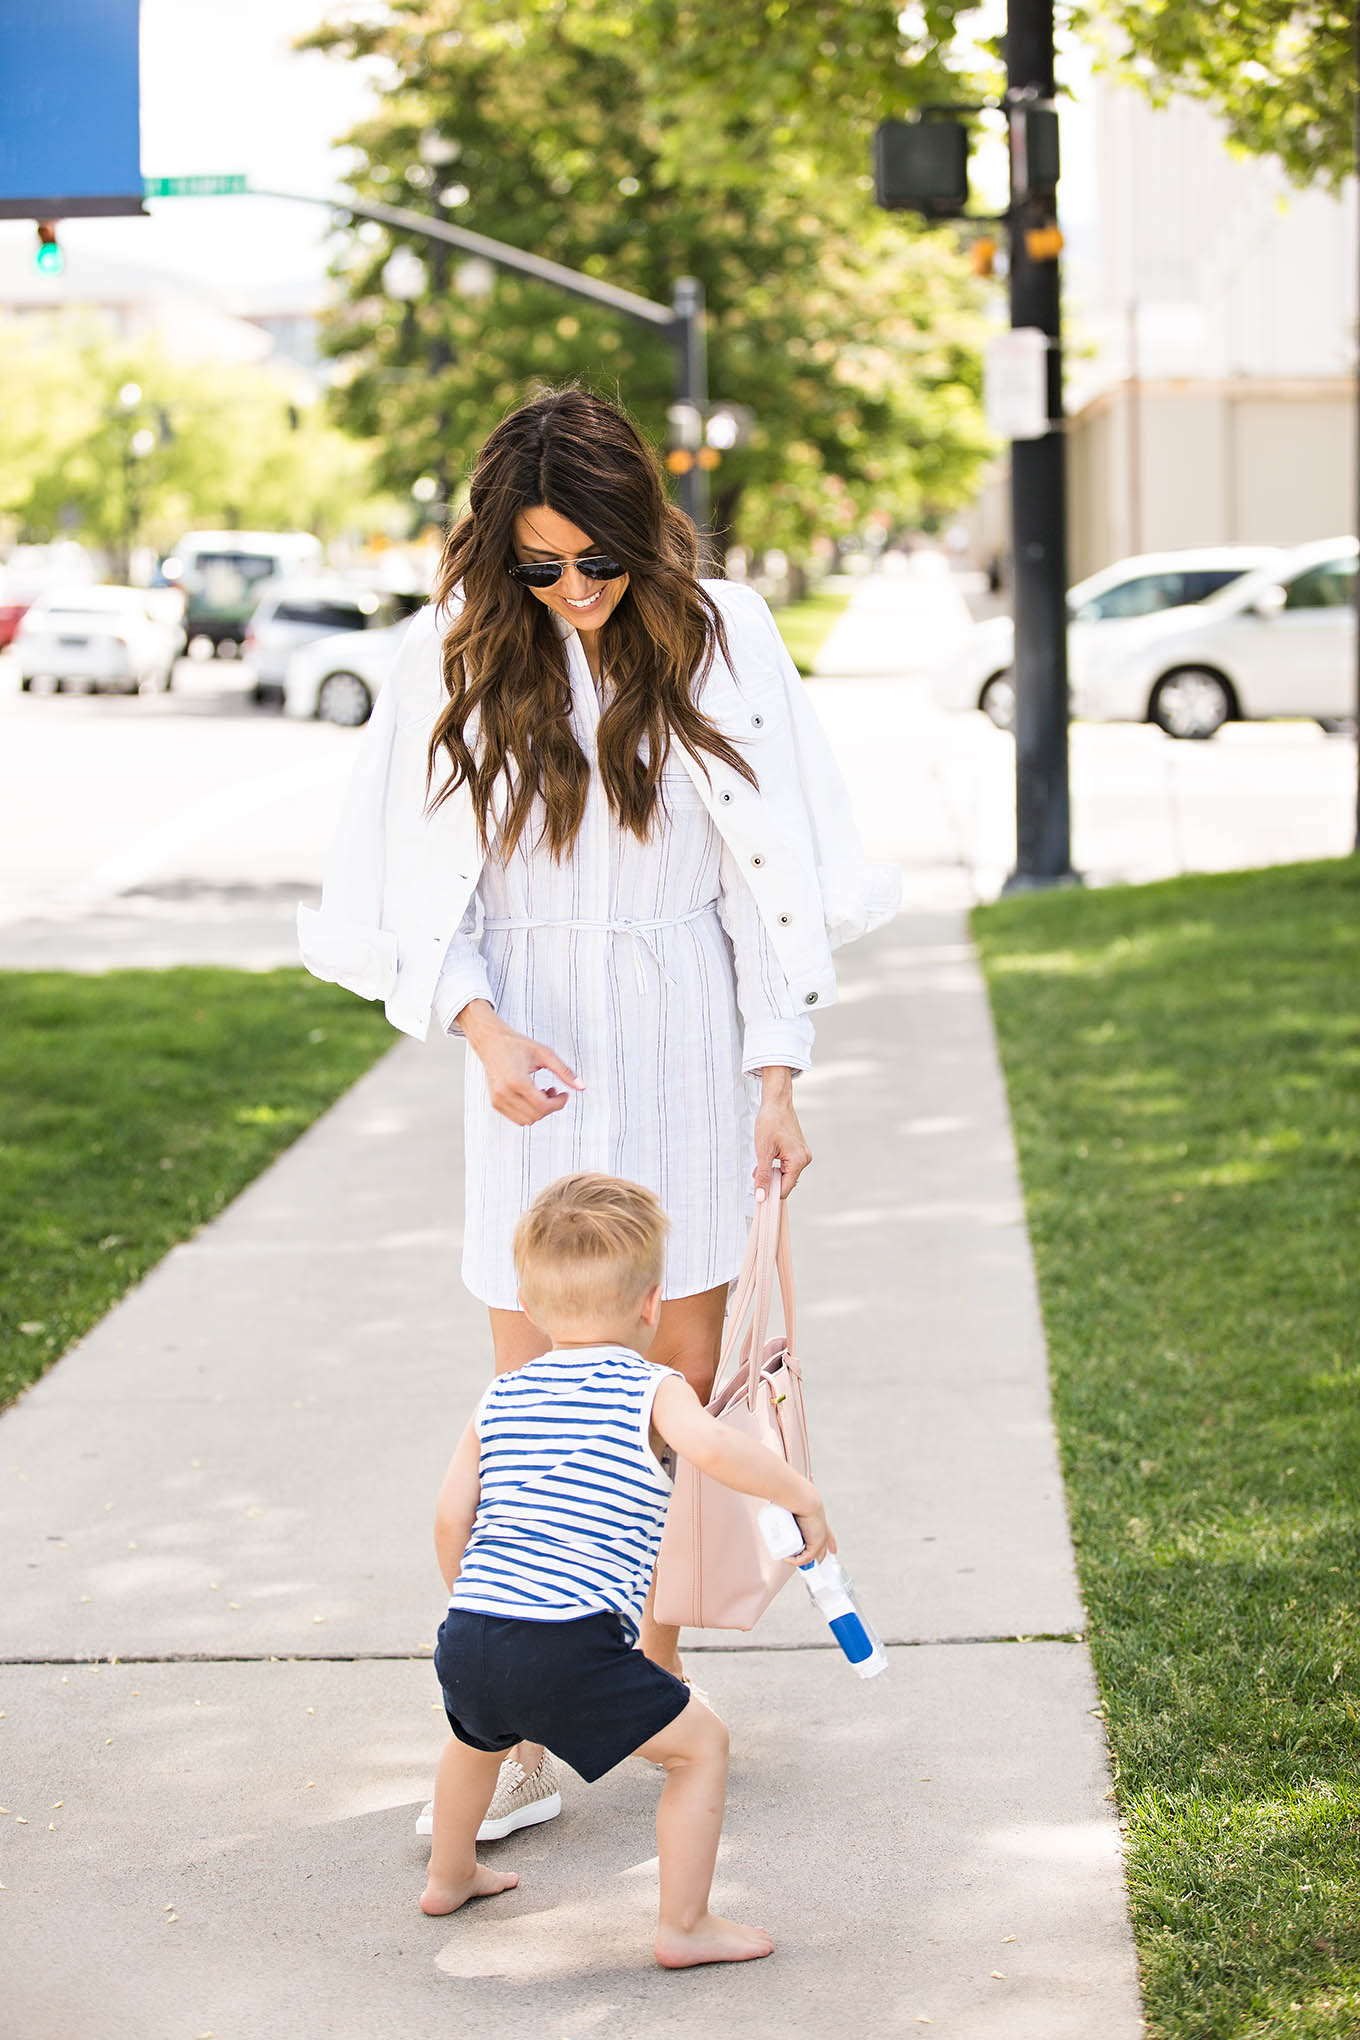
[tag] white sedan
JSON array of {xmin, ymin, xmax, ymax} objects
[
  {"xmin": 282, "ymin": 614, "xmax": 416, "ymax": 726},
  {"xmin": 13, "ymin": 585, "xmax": 184, "ymax": 694},
  {"xmin": 1076, "ymin": 537, "xmax": 1357, "ymax": 738},
  {"xmin": 935, "ymin": 546, "xmax": 1280, "ymax": 729}
]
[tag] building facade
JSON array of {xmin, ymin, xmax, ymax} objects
[{"xmin": 1063, "ymin": 81, "xmax": 1356, "ymax": 580}]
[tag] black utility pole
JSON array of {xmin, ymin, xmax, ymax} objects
[
  {"xmin": 1003, "ymin": 0, "xmax": 1077, "ymax": 889},
  {"xmin": 672, "ymin": 276, "xmax": 709, "ymax": 533}
]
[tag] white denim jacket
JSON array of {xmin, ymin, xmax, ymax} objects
[{"xmin": 296, "ymin": 578, "xmax": 899, "ymax": 1040}]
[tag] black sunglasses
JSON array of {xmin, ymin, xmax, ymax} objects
[{"xmin": 507, "ymin": 554, "xmax": 625, "ymax": 588}]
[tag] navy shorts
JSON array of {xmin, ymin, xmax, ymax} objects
[{"xmin": 434, "ymin": 1607, "xmax": 692, "ymax": 1783}]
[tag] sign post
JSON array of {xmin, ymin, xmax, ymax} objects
[
  {"xmin": 1003, "ymin": 0, "xmax": 1076, "ymax": 890},
  {"xmin": 874, "ymin": 23, "xmax": 1078, "ymax": 892}
]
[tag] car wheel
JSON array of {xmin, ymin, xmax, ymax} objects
[
  {"xmin": 216, "ymin": 638, "xmax": 238, "ymax": 661},
  {"xmin": 979, "ymin": 670, "xmax": 1016, "ymax": 732},
  {"xmin": 316, "ymin": 670, "xmax": 373, "ymax": 727},
  {"xmin": 1149, "ymin": 668, "xmax": 1232, "ymax": 739}
]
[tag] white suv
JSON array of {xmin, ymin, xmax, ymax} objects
[
  {"xmin": 243, "ymin": 583, "xmax": 418, "ymax": 704},
  {"xmin": 282, "ymin": 615, "xmax": 418, "ymax": 726},
  {"xmin": 1076, "ymin": 537, "xmax": 1357, "ymax": 737},
  {"xmin": 936, "ymin": 547, "xmax": 1281, "ymax": 729}
]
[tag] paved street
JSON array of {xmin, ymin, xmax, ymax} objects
[{"xmin": 0, "ymin": 559, "xmax": 1353, "ymax": 970}]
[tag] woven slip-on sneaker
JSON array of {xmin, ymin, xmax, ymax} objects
[{"xmin": 414, "ymin": 1753, "xmax": 563, "ymax": 1842}]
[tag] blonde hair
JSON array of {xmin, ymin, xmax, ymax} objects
[{"xmin": 513, "ymin": 1173, "xmax": 669, "ymax": 1331}]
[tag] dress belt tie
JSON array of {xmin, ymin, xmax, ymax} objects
[{"xmin": 480, "ymin": 902, "xmax": 716, "ymax": 995}]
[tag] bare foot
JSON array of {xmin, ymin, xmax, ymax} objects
[
  {"xmin": 655, "ymin": 1913, "xmax": 774, "ymax": 1968},
  {"xmin": 420, "ymin": 1864, "xmax": 519, "ymax": 1916}
]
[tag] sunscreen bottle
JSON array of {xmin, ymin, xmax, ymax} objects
[{"xmin": 758, "ymin": 1504, "xmax": 888, "ymax": 1679}]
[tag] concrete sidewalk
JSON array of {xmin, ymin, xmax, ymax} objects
[{"xmin": 1, "ymin": 889, "xmax": 1144, "ymax": 2038}]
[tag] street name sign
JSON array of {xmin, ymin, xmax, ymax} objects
[{"xmin": 143, "ymin": 175, "xmax": 249, "ymax": 198}]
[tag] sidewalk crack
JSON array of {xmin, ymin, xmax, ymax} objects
[{"xmin": 1, "ymin": 1633, "xmax": 1087, "ymax": 1667}]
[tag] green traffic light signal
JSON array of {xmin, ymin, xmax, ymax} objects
[{"xmin": 35, "ymin": 223, "xmax": 64, "ymax": 276}]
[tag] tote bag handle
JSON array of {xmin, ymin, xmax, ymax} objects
[{"xmin": 717, "ymin": 1163, "xmax": 797, "ymax": 1400}]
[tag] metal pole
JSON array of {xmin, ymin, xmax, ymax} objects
[
  {"xmin": 1002, "ymin": 0, "xmax": 1077, "ymax": 890},
  {"xmin": 250, "ymin": 187, "xmax": 675, "ymax": 329},
  {"xmin": 672, "ymin": 275, "xmax": 710, "ymax": 537},
  {"xmin": 121, "ymin": 430, "xmax": 135, "ymax": 584}
]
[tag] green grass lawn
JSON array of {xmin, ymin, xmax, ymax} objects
[
  {"xmin": 973, "ymin": 859, "xmax": 1360, "ymax": 2040},
  {"xmin": 0, "ymin": 970, "xmax": 394, "ymax": 1409},
  {"xmin": 771, "ymin": 585, "xmax": 852, "ymax": 675}
]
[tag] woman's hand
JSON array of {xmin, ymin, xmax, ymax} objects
[
  {"xmin": 458, "ymin": 1001, "xmax": 583, "ymax": 1126},
  {"xmin": 753, "ymin": 1066, "xmax": 811, "ymax": 1200}
]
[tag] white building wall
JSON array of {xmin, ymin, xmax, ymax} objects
[{"xmin": 1059, "ymin": 74, "xmax": 1355, "ymax": 576}]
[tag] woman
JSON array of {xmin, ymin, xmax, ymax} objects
[{"xmin": 300, "ymin": 386, "xmax": 897, "ymax": 1834}]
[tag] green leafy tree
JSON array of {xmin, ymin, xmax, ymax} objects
[
  {"xmin": 1083, "ymin": 0, "xmax": 1352, "ymax": 187},
  {"xmin": 0, "ymin": 315, "xmax": 391, "ymax": 558},
  {"xmin": 626, "ymin": 0, "xmax": 987, "ymax": 184},
  {"xmin": 304, "ymin": 0, "xmax": 995, "ymax": 559}
]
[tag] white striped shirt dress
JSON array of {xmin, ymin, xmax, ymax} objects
[{"xmin": 432, "ymin": 629, "xmax": 815, "ymax": 1311}]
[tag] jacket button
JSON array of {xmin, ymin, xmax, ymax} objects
[
  {"xmin": 751, "ymin": 853, "xmax": 765, "ymax": 868},
  {"xmin": 719, "ymin": 790, "xmax": 733, "ymax": 804},
  {"xmin": 778, "ymin": 913, "xmax": 791, "ymax": 925},
  {"xmin": 751, "ymin": 712, "xmax": 764, "ymax": 728},
  {"xmin": 805, "ymin": 991, "xmax": 818, "ymax": 1005}
]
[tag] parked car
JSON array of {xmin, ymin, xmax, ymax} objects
[
  {"xmin": 13, "ymin": 585, "xmax": 184, "ymax": 694},
  {"xmin": 160, "ymin": 531, "xmax": 323, "ymax": 654},
  {"xmin": 1075, "ymin": 537, "xmax": 1357, "ymax": 737},
  {"xmin": 936, "ymin": 546, "xmax": 1282, "ymax": 729},
  {"xmin": 0, "ymin": 542, "xmax": 97, "ymax": 648},
  {"xmin": 243, "ymin": 582, "xmax": 424, "ymax": 705},
  {"xmin": 282, "ymin": 613, "xmax": 418, "ymax": 726}
]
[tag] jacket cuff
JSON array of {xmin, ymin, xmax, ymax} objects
[
  {"xmin": 296, "ymin": 904, "xmax": 398, "ymax": 1004},
  {"xmin": 741, "ymin": 1016, "xmax": 814, "ymax": 1077}
]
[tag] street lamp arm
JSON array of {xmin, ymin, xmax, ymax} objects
[{"xmin": 247, "ymin": 186, "xmax": 677, "ymax": 332}]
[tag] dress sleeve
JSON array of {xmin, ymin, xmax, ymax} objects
[
  {"xmin": 716, "ymin": 837, "xmax": 815, "ymax": 1075},
  {"xmin": 432, "ymin": 891, "xmax": 494, "ymax": 1036}
]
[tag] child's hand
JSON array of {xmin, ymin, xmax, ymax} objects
[{"xmin": 790, "ymin": 1503, "xmax": 834, "ymax": 1566}]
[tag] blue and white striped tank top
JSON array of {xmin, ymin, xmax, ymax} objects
[{"xmin": 449, "ymin": 1343, "xmax": 678, "ymax": 1642}]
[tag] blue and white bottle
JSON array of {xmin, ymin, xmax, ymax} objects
[{"xmin": 759, "ymin": 1505, "xmax": 888, "ymax": 1679}]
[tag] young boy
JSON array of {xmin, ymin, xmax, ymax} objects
[{"xmin": 422, "ymin": 1170, "xmax": 832, "ymax": 1969}]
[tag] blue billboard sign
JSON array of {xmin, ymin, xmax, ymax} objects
[{"xmin": 0, "ymin": 0, "xmax": 143, "ymax": 218}]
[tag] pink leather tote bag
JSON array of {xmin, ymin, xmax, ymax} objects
[{"xmin": 654, "ymin": 1171, "xmax": 812, "ymax": 1631}]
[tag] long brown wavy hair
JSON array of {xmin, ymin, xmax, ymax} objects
[{"xmin": 429, "ymin": 387, "xmax": 757, "ymax": 859}]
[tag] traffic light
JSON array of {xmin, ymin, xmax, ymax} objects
[
  {"xmin": 34, "ymin": 221, "xmax": 63, "ymax": 275},
  {"xmin": 873, "ymin": 118, "xmax": 969, "ymax": 219}
]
